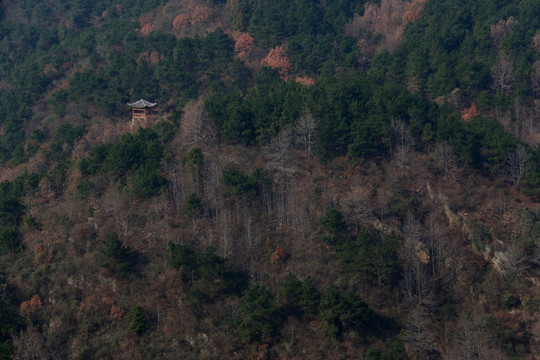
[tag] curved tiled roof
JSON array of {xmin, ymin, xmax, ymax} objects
[{"xmin": 127, "ymin": 99, "xmax": 157, "ymax": 108}]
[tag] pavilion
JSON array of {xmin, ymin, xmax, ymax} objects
[{"xmin": 127, "ymin": 99, "xmax": 157, "ymax": 122}]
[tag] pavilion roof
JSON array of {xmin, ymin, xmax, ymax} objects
[{"xmin": 127, "ymin": 99, "xmax": 157, "ymax": 108}]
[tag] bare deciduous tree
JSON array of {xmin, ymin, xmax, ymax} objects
[
  {"xmin": 374, "ymin": 184, "xmax": 393, "ymax": 228},
  {"xmin": 345, "ymin": 0, "xmax": 427, "ymax": 59},
  {"xmin": 500, "ymin": 242, "xmax": 533, "ymax": 277},
  {"xmin": 443, "ymin": 315, "xmax": 509, "ymax": 360},
  {"xmin": 168, "ymin": 160, "xmax": 185, "ymax": 213},
  {"xmin": 400, "ymin": 214, "xmax": 440, "ymax": 357},
  {"xmin": 180, "ymin": 98, "xmax": 217, "ymax": 148},
  {"xmin": 13, "ymin": 326, "xmax": 47, "ymax": 360},
  {"xmin": 216, "ymin": 209, "xmax": 232, "ymax": 259},
  {"xmin": 446, "ymin": 88, "xmax": 468, "ymax": 112},
  {"xmin": 425, "ymin": 212, "xmax": 458, "ymax": 286},
  {"xmin": 533, "ymin": 33, "xmax": 540, "ymax": 53},
  {"xmin": 433, "ymin": 142, "xmax": 459, "ymax": 182},
  {"xmin": 491, "ymin": 51, "xmax": 514, "ymax": 95},
  {"xmin": 489, "ymin": 17, "xmax": 515, "ymax": 48},
  {"xmin": 403, "ymin": 304, "xmax": 437, "ymax": 359},
  {"xmin": 273, "ymin": 179, "xmax": 288, "ymax": 230},
  {"xmin": 343, "ymin": 187, "xmax": 371, "ymax": 234},
  {"xmin": 530, "ymin": 60, "xmax": 540, "ymax": 99},
  {"xmin": 296, "ymin": 112, "xmax": 317, "ymax": 167},
  {"xmin": 265, "ymin": 127, "xmax": 293, "ymax": 172},
  {"xmin": 504, "ymin": 144, "xmax": 528, "ymax": 189},
  {"xmin": 391, "ymin": 118, "xmax": 415, "ymax": 169}
]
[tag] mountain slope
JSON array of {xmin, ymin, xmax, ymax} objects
[{"xmin": 0, "ymin": 0, "xmax": 538, "ymax": 359}]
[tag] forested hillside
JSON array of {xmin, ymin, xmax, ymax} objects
[{"xmin": 0, "ymin": 0, "xmax": 539, "ymax": 358}]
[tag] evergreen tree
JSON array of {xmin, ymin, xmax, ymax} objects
[
  {"xmin": 126, "ymin": 304, "xmax": 147, "ymax": 335},
  {"xmin": 320, "ymin": 208, "xmax": 347, "ymax": 244},
  {"xmin": 240, "ymin": 285, "xmax": 282, "ymax": 342},
  {"xmin": 98, "ymin": 233, "xmax": 135, "ymax": 276}
]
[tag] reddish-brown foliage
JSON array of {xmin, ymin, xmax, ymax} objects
[
  {"xmin": 261, "ymin": 45, "xmax": 291, "ymax": 80},
  {"xmin": 77, "ymin": 295, "xmax": 102, "ymax": 318},
  {"xmin": 295, "ymin": 76, "xmax": 315, "ymax": 86},
  {"xmin": 109, "ymin": 306, "xmax": 123, "ymax": 320},
  {"xmin": 172, "ymin": 5, "xmax": 212, "ymax": 31},
  {"xmin": 140, "ymin": 13, "xmax": 155, "ymax": 36},
  {"xmin": 140, "ymin": 13, "xmax": 153, "ymax": 26},
  {"xmin": 61, "ymin": 62, "xmax": 73, "ymax": 71},
  {"xmin": 20, "ymin": 295, "xmax": 43, "ymax": 317},
  {"xmin": 248, "ymin": 343, "xmax": 269, "ymax": 360},
  {"xmin": 270, "ymin": 245, "xmax": 286, "ymax": 265},
  {"xmin": 43, "ymin": 64, "xmax": 57, "ymax": 75},
  {"xmin": 140, "ymin": 23, "xmax": 154, "ymax": 36},
  {"xmin": 462, "ymin": 102, "xmax": 478, "ymax": 121},
  {"xmin": 190, "ymin": 5, "xmax": 211, "ymax": 24},
  {"xmin": 100, "ymin": 297, "xmax": 113, "ymax": 306},
  {"xmin": 137, "ymin": 51, "xmax": 161, "ymax": 66},
  {"xmin": 345, "ymin": 0, "xmax": 427, "ymax": 59},
  {"xmin": 172, "ymin": 13, "xmax": 190, "ymax": 30},
  {"xmin": 233, "ymin": 32, "xmax": 254, "ymax": 60},
  {"xmin": 34, "ymin": 243, "xmax": 54, "ymax": 263},
  {"xmin": 402, "ymin": 0, "xmax": 426, "ymax": 23}
]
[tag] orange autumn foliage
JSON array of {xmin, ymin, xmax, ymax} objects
[
  {"xmin": 34, "ymin": 242, "xmax": 54, "ymax": 263},
  {"xmin": 43, "ymin": 64, "xmax": 57, "ymax": 75},
  {"xmin": 462, "ymin": 102, "xmax": 478, "ymax": 121},
  {"xmin": 190, "ymin": 5, "xmax": 211, "ymax": 24},
  {"xmin": 346, "ymin": 0, "xmax": 427, "ymax": 57},
  {"xmin": 140, "ymin": 23, "xmax": 154, "ymax": 36},
  {"xmin": 261, "ymin": 45, "xmax": 291, "ymax": 80},
  {"xmin": 295, "ymin": 76, "xmax": 315, "ymax": 86},
  {"xmin": 110, "ymin": 306, "xmax": 123, "ymax": 320},
  {"xmin": 172, "ymin": 5, "xmax": 212, "ymax": 31},
  {"xmin": 270, "ymin": 245, "xmax": 286, "ymax": 265},
  {"xmin": 20, "ymin": 294, "xmax": 43, "ymax": 317},
  {"xmin": 61, "ymin": 61, "xmax": 74, "ymax": 71},
  {"xmin": 172, "ymin": 13, "xmax": 190, "ymax": 30},
  {"xmin": 233, "ymin": 32, "xmax": 254, "ymax": 60},
  {"xmin": 140, "ymin": 13, "xmax": 155, "ymax": 36}
]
